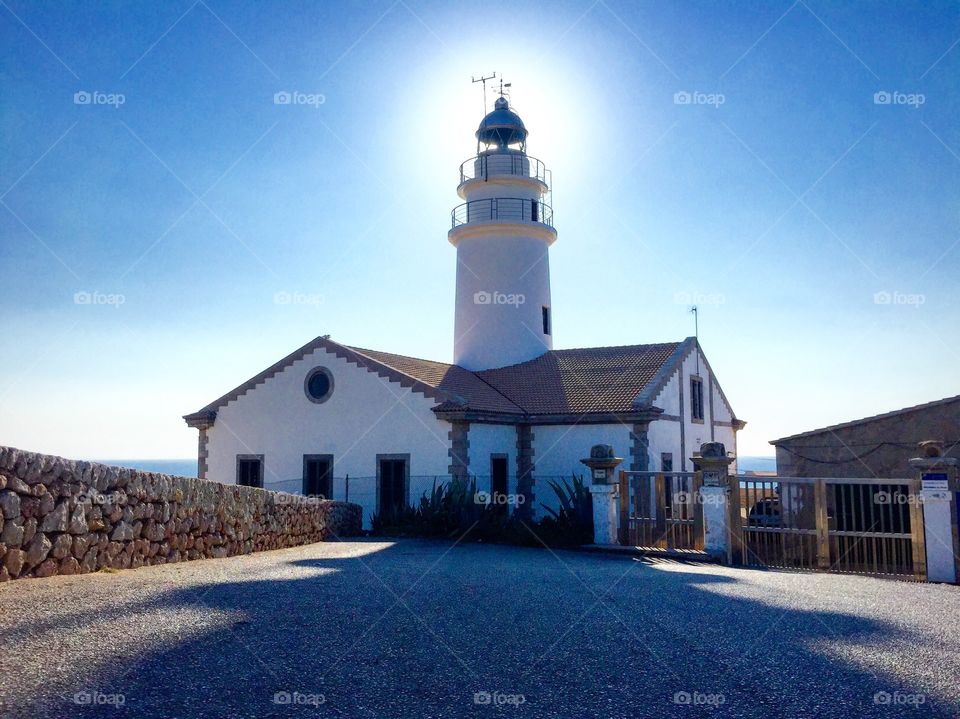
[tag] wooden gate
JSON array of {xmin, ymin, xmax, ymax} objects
[
  {"xmin": 618, "ymin": 471, "xmax": 704, "ymax": 552},
  {"xmin": 736, "ymin": 475, "xmax": 926, "ymax": 580}
]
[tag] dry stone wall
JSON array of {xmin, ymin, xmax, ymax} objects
[{"xmin": 0, "ymin": 446, "xmax": 362, "ymax": 581}]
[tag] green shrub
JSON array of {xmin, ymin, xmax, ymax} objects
[{"xmin": 371, "ymin": 475, "xmax": 593, "ymax": 547}]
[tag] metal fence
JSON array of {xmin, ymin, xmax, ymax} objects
[
  {"xmin": 735, "ymin": 475, "xmax": 925, "ymax": 579},
  {"xmin": 451, "ymin": 198, "xmax": 554, "ymax": 229},
  {"xmin": 262, "ymin": 474, "xmax": 579, "ymax": 525}
]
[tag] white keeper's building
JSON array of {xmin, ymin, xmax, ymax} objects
[{"xmin": 184, "ymin": 95, "xmax": 744, "ymax": 527}]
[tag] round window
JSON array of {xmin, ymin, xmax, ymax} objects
[{"xmin": 304, "ymin": 367, "xmax": 334, "ymax": 403}]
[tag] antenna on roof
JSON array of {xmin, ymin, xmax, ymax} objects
[
  {"xmin": 689, "ymin": 305, "xmax": 700, "ymax": 374},
  {"xmin": 471, "ymin": 72, "xmax": 497, "ymax": 112},
  {"xmin": 499, "ymin": 77, "xmax": 512, "ymax": 101}
]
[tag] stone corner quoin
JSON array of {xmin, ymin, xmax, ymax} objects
[{"xmin": 0, "ymin": 445, "xmax": 363, "ymax": 582}]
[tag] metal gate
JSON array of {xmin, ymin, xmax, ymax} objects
[
  {"xmin": 736, "ymin": 475, "xmax": 926, "ymax": 580},
  {"xmin": 618, "ymin": 471, "xmax": 704, "ymax": 552}
]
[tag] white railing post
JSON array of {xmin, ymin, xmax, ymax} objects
[{"xmin": 909, "ymin": 442, "xmax": 959, "ymax": 584}]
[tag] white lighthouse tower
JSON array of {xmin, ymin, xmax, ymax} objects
[{"xmin": 450, "ymin": 94, "xmax": 556, "ymax": 371}]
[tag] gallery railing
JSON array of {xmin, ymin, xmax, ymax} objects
[
  {"xmin": 458, "ymin": 153, "xmax": 549, "ymax": 185},
  {"xmin": 451, "ymin": 198, "xmax": 554, "ymax": 229}
]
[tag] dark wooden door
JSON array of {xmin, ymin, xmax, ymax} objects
[
  {"xmin": 491, "ymin": 456, "xmax": 508, "ymax": 510},
  {"xmin": 379, "ymin": 459, "xmax": 407, "ymax": 515}
]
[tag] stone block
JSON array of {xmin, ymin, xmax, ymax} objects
[
  {"xmin": 34, "ymin": 558, "xmax": 58, "ymax": 578},
  {"xmin": 22, "ymin": 518, "xmax": 36, "ymax": 545},
  {"xmin": 59, "ymin": 556, "xmax": 80, "ymax": 575},
  {"xmin": 51, "ymin": 533, "xmax": 73, "ymax": 559},
  {"xmin": 39, "ymin": 502, "xmax": 69, "ymax": 532},
  {"xmin": 24, "ymin": 533, "xmax": 52, "ymax": 568},
  {"xmin": 5, "ymin": 548, "xmax": 25, "ymax": 578},
  {"xmin": 0, "ymin": 491, "xmax": 19, "ymax": 519},
  {"xmin": 1, "ymin": 519, "xmax": 24, "ymax": 548}
]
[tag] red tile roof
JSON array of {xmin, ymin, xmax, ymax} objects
[
  {"xmin": 348, "ymin": 347, "xmax": 525, "ymax": 414},
  {"xmin": 351, "ymin": 341, "xmax": 688, "ymax": 416},
  {"xmin": 185, "ymin": 336, "xmax": 697, "ymax": 425},
  {"xmin": 476, "ymin": 343, "xmax": 683, "ymax": 415}
]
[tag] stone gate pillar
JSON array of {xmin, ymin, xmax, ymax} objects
[
  {"xmin": 581, "ymin": 445, "xmax": 623, "ymax": 546},
  {"xmin": 695, "ymin": 442, "xmax": 736, "ymax": 564}
]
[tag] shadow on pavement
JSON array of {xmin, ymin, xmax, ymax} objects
[{"xmin": 4, "ymin": 539, "xmax": 955, "ymax": 718}]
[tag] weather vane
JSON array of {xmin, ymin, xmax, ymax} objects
[{"xmin": 690, "ymin": 305, "xmax": 701, "ymax": 373}]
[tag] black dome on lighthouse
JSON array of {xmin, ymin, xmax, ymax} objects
[{"xmin": 476, "ymin": 96, "xmax": 527, "ymax": 148}]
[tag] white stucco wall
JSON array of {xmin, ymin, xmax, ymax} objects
[
  {"xmin": 531, "ymin": 424, "xmax": 631, "ymax": 519},
  {"xmin": 453, "ymin": 232, "xmax": 553, "ymax": 371},
  {"xmin": 648, "ymin": 345, "xmax": 739, "ymax": 472},
  {"xmin": 711, "ymin": 379, "xmax": 733, "ymax": 424},
  {"xmin": 647, "ymin": 419, "xmax": 681, "ymax": 470},
  {"xmin": 467, "ymin": 423, "xmax": 518, "ymax": 499},
  {"xmin": 204, "ymin": 345, "xmax": 452, "ymax": 528}
]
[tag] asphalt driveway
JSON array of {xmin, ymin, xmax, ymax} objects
[{"xmin": 1, "ymin": 538, "xmax": 958, "ymax": 718}]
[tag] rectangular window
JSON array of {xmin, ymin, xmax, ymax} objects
[
  {"xmin": 661, "ymin": 453, "xmax": 673, "ymax": 472},
  {"xmin": 690, "ymin": 376, "xmax": 704, "ymax": 422},
  {"xmin": 303, "ymin": 455, "xmax": 333, "ymax": 498},
  {"xmin": 236, "ymin": 455, "xmax": 263, "ymax": 488},
  {"xmin": 542, "ymin": 306, "xmax": 551, "ymax": 335},
  {"xmin": 531, "ymin": 200, "xmax": 539, "ymax": 222}
]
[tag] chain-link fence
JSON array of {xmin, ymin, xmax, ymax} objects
[{"xmin": 261, "ymin": 474, "xmax": 581, "ymax": 529}]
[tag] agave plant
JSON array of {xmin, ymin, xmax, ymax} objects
[
  {"xmin": 372, "ymin": 474, "xmax": 594, "ymax": 546},
  {"xmin": 539, "ymin": 474, "xmax": 593, "ymax": 545},
  {"xmin": 541, "ymin": 474, "xmax": 590, "ymax": 521}
]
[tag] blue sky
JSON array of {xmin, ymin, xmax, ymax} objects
[{"xmin": 1, "ymin": 0, "xmax": 958, "ymax": 458}]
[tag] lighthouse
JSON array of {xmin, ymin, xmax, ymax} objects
[
  {"xmin": 187, "ymin": 83, "xmax": 744, "ymax": 529},
  {"xmin": 450, "ymin": 95, "xmax": 556, "ymax": 371}
]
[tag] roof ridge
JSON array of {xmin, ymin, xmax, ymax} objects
[
  {"xmin": 347, "ymin": 345, "xmax": 453, "ymax": 368},
  {"xmin": 467, "ymin": 367, "xmax": 529, "ymax": 413},
  {"xmin": 185, "ymin": 336, "xmax": 460, "ymax": 423},
  {"xmin": 329, "ymin": 344, "xmax": 462, "ymax": 403},
  {"xmin": 350, "ymin": 345, "xmax": 526, "ymax": 413},
  {"xmin": 550, "ymin": 340, "xmax": 683, "ymax": 353},
  {"xmin": 184, "ymin": 335, "xmax": 329, "ymax": 421}
]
